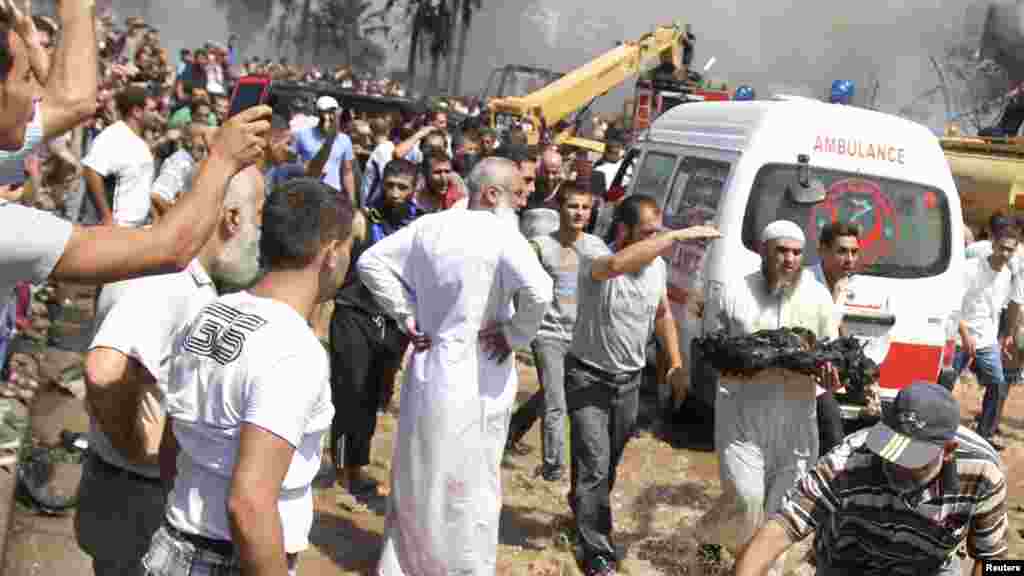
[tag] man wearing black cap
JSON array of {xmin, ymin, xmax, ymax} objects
[{"xmin": 735, "ymin": 382, "xmax": 1007, "ymax": 576}]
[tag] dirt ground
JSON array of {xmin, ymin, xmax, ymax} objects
[
  {"xmin": 294, "ymin": 367, "xmax": 1024, "ymax": 576},
  {"xmin": 3, "ymin": 292, "xmax": 1023, "ymax": 575}
]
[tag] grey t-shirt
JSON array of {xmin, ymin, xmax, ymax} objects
[
  {"xmin": 571, "ymin": 251, "xmax": 667, "ymax": 374},
  {"xmin": 0, "ymin": 201, "xmax": 73, "ymax": 310},
  {"xmin": 532, "ymin": 233, "xmax": 609, "ymax": 343}
]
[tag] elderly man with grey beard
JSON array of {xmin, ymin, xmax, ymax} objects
[
  {"xmin": 360, "ymin": 157, "xmax": 553, "ymax": 575},
  {"xmin": 698, "ymin": 220, "xmax": 838, "ymax": 576},
  {"xmin": 77, "ymin": 166, "xmax": 266, "ymax": 576}
]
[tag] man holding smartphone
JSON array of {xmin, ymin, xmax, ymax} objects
[{"xmin": 0, "ymin": 0, "xmax": 273, "ymax": 321}]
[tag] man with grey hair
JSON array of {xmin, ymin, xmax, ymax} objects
[
  {"xmin": 698, "ymin": 219, "xmax": 839, "ymax": 576},
  {"xmin": 77, "ymin": 166, "xmax": 266, "ymax": 576},
  {"xmin": 360, "ymin": 157, "xmax": 552, "ymax": 575}
]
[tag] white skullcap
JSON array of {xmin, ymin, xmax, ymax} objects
[
  {"xmin": 760, "ymin": 220, "xmax": 806, "ymax": 246},
  {"xmin": 316, "ymin": 96, "xmax": 340, "ymax": 112}
]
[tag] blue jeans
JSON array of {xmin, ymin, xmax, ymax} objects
[
  {"xmin": 565, "ymin": 355, "xmax": 640, "ymax": 569},
  {"xmin": 954, "ymin": 345, "xmax": 1006, "ymax": 439},
  {"xmin": 507, "ymin": 339, "xmax": 570, "ymax": 472}
]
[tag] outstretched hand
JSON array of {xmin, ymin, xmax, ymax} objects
[
  {"xmin": 674, "ymin": 225, "xmax": 722, "ymax": 243},
  {"xmin": 479, "ymin": 323, "xmax": 513, "ymax": 364}
]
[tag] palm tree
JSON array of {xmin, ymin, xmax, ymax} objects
[
  {"xmin": 387, "ymin": 0, "xmax": 433, "ymax": 93},
  {"xmin": 450, "ymin": 0, "xmax": 481, "ymax": 96},
  {"xmin": 426, "ymin": 1, "xmax": 455, "ymax": 93},
  {"xmin": 318, "ymin": 0, "xmax": 390, "ymax": 70},
  {"xmin": 444, "ymin": 0, "xmax": 460, "ymax": 92},
  {"xmin": 213, "ymin": 0, "xmax": 276, "ymax": 51},
  {"xmin": 271, "ymin": 0, "xmax": 298, "ymax": 61}
]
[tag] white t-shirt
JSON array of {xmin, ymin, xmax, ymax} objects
[
  {"xmin": 592, "ymin": 160, "xmax": 622, "ymax": 194},
  {"xmin": 360, "ymin": 140, "xmax": 395, "ymax": 207},
  {"xmin": 960, "ymin": 256, "xmax": 1024, "ymax": 347},
  {"xmin": 809, "ymin": 264, "xmax": 853, "ymax": 397},
  {"xmin": 151, "ymin": 148, "xmax": 196, "ymax": 203},
  {"xmin": 164, "ymin": 291, "xmax": 334, "ymax": 553},
  {"xmin": 82, "ymin": 121, "xmax": 155, "ymax": 227},
  {"xmin": 706, "ymin": 269, "xmax": 839, "ymax": 341},
  {"xmin": 0, "ymin": 201, "xmax": 72, "ymax": 311},
  {"xmin": 88, "ymin": 260, "xmax": 217, "ymax": 478},
  {"xmin": 966, "ymin": 240, "xmax": 1024, "ymax": 300}
]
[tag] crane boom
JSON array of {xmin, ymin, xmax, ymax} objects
[{"xmin": 487, "ymin": 22, "xmax": 688, "ymax": 147}]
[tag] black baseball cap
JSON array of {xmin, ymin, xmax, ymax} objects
[{"xmin": 865, "ymin": 381, "xmax": 959, "ymax": 468}]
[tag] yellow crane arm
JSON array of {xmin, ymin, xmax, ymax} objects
[{"xmin": 489, "ymin": 23, "xmax": 686, "ymax": 131}]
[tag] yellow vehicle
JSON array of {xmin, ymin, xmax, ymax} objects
[
  {"xmin": 940, "ymin": 131, "xmax": 1024, "ymax": 229},
  {"xmin": 486, "ymin": 22, "xmax": 693, "ymax": 155}
]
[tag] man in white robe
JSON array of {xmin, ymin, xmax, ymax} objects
[{"xmin": 359, "ymin": 157, "xmax": 553, "ymax": 576}]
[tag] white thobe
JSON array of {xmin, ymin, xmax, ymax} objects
[
  {"xmin": 358, "ymin": 209, "xmax": 553, "ymax": 576},
  {"xmin": 698, "ymin": 269, "xmax": 838, "ymax": 576}
]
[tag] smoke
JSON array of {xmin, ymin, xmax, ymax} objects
[
  {"xmin": 522, "ymin": 2, "xmax": 614, "ymax": 48},
  {"xmin": 98, "ymin": 0, "xmax": 1004, "ymax": 132},
  {"xmin": 461, "ymin": 0, "xmax": 998, "ymax": 132},
  {"xmin": 981, "ymin": 0, "xmax": 1024, "ymax": 82}
]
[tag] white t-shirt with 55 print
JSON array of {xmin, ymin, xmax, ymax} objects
[{"xmin": 163, "ymin": 291, "xmax": 334, "ymax": 554}]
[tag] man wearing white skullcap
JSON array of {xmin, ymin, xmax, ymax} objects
[
  {"xmin": 696, "ymin": 219, "xmax": 838, "ymax": 576},
  {"xmin": 759, "ymin": 219, "xmax": 806, "ymax": 247}
]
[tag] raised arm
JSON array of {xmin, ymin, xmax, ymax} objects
[
  {"xmin": 6, "ymin": 1, "xmax": 50, "ymax": 85},
  {"xmin": 35, "ymin": 0, "xmax": 99, "ymax": 141},
  {"xmin": 393, "ymin": 125, "xmax": 433, "ymax": 160},
  {"xmin": 590, "ymin": 225, "xmax": 719, "ymax": 281}
]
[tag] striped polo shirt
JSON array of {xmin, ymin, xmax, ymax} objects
[{"xmin": 774, "ymin": 426, "xmax": 1007, "ymax": 575}]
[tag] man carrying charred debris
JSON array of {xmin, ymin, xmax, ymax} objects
[{"xmin": 698, "ymin": 219, "xmax": 839, "ymax": 576}]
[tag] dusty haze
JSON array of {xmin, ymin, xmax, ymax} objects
[{"xmin": 107, "ymin": 0, "xmax": 1004, "ymax": 132}]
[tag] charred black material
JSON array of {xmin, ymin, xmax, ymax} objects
[{"xmin": 696, "ymin": 328, "xmax": 879, "ymax": 405}]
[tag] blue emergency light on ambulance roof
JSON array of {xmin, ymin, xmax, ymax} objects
[
  {"xmin": 830, "ymin": 80, "xmax": 855, "ymax": 104},
  {"xmin": 735, "ymin": 85, "xmax": 755, "ymax": 101}
]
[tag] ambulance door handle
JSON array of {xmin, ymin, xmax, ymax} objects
[{"xmin": 842, "ymin": 311, "xmax": 895, "ymax": 327}]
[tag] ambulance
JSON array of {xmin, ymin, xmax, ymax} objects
[{"xmin": 602, "ymin": 95, "xmax": 965, "ymax": 428}]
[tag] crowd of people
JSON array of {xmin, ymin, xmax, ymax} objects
[{"xmin": 0, "ymin": 3, "xmax": 1014, "ymax": 576}]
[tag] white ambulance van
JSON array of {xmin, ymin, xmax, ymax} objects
[{"xmin": 602, "ymin": 96, "xmax": 965, "ymax": 427}]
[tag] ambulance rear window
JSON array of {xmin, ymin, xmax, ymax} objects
[{"xmin": 741, "ymin": 164, "xmax": 951, "ymax": 279}]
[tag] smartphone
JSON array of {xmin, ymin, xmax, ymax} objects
[{"xmin": 228, "ymin": 75, "xmax": 272, "ymax": 118}]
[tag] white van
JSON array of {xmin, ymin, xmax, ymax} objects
[{"xmin": 601, "ymin": 97, "xmax": 965, "ymax": 426}]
